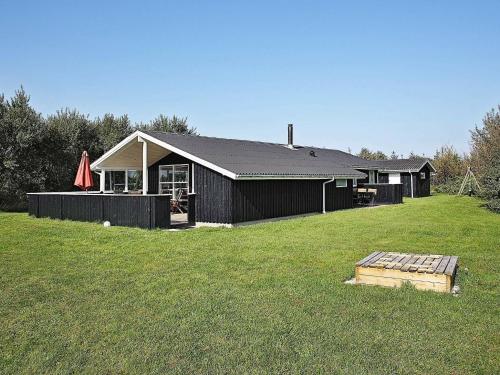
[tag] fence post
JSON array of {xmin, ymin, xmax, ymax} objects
[{"xmin": 188, "ymin": 193, "xmax": 196, "ymax": 225}]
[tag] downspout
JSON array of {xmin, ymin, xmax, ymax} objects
[
  {"xmin": 409, "ymin": 170, "xmax": 414, "ymax": 198},
  {"xmin": 322, "ymin": 177, "xmax": 335, "ymax": 214}
]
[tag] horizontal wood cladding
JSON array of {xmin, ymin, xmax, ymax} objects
[
  {"xmin": 28, "ymin": 194, "xmax": 170, "ymax": 229},
  {"xmin": 232, "ymin": 180, "xmax": 323, "ymax": 223},
  {"xmin": 361, "ymin": 183, "xmax": 403, "ymax": 204},
  {"xmin": 194, "ymin": 163, "xmax": 233, "ymax": 223},
  {"xmin": 325, "ymin": 179, "xmax": 354, "ymax": 211}
]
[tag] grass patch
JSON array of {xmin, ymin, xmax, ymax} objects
[{"xmin": 0, "ymin": 195, "xmax": 499, "ymax": 374}]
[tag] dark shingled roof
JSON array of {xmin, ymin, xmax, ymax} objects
[
  {"xmin": 373, "ymin": 158, "xmax": 436, "ymax": 172},
  {"xmin": 144, "ymin": 131, "xmax": 371, "ymax": 179}
]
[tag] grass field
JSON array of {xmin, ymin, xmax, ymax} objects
[{"xmin": 0, "ymin": 195, "xmax": 499, "ymax": 374}]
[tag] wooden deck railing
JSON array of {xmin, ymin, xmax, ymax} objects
[
  {"xmin": 358, "ymin": 183, "xmax": 403, "ymax": 205},
  {"xmin": 28, "ymin": 193, "xmax": 171, "ymax": 229}
]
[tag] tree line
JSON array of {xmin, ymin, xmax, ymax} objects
[
  {"xmin": 355, "ymin": 148, "xmax": 425, "ymax": 161},
  {"xmin": 354, "ymin": 106, "xmax": 500, "ymax": 212},
  {"xmin": 0, "ymin": 88, "xmax": 197, "ymax": 211}
]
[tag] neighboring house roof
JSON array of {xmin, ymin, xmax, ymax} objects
[
  {"xmin": 373, "ymin": 158, "xmax": 436, "ymax": 173},
  {"xmin": 143, "ymin": 131, "xmax": 368, "ymax": 179}
]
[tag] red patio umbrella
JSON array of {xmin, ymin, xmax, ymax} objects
[{"xmin": 74, "ymin": 151, "xmax": 94, "ymax": 191}]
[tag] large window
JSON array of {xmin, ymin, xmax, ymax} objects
[
  {"xmin": 127, "ymin": 170, "xmax": 143, "ymax": 192},
  {"xmin": 105, "ymin": 171, "xmax": 125, "ymax": 192},
  {"xmin": 105, "ymin": 170, "xmax": 142, "ymax": 193},
  {"xmin": 159, "ymin": 164, "xmax": 189, "ymax": 199}
]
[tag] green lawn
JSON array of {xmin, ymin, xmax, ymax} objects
[{"xmin": 0, "ymin": 195, "xmax": 499, "ymax": 374}]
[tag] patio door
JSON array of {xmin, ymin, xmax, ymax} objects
[{"xmin": 159, "ymin": 164, "xmax": 189, "ymax": 199}]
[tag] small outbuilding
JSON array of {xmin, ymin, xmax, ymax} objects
[{"xmin": 366, "ymin": 159, "xmax": 436, "ymax": 198}]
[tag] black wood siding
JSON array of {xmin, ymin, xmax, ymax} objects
[
  {"xmin": 417, "ymin": 165, "xmax": 431, "ymax": 197},
  {"xmin": 378, "ymin": 173, "xmax": 389, "ymax": 183},
  {"xmin": 232, "ymin": 180, "xmax": 323, "ymax": 223},
  {"xmin": 401, "ymin": 166, "xmax": 431, "ymax": 197},
  {"xmin": 28, "ymin": 194, "xmax": 170, "ymax": 229},
  {"xmin": 401, "ymin": 173, "xmax": 412, "ymax": 197},
  {"xmin": 62, "ymin": 194, "xmax": 104, "ymax": 222},
  {"xmin": 146, "ymin": 151, "xmax": 232, "ymax": 223},
  {"xmin": 325, "ymin": 179, "xmax": 354, "ymax": 211},
  {"xmin": 361, "ymin": 183, "xmax": 403, "ymax": 204},
  {"xmin": 194, "ymin": 163, "xmax": 233, "ymax": 223}
]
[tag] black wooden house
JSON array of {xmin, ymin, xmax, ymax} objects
[{"xmin": 28, "ymin": 126, "xmax": 435, "ymax": 228}]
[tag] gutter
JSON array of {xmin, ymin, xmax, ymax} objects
[{"xmin": 322, "ymin": 177, "xmax": 335, "ymax": 214}]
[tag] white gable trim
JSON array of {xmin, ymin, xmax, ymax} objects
[
  {"xmin": 423, "ymin": 160, "xmax": 436, "ymax": 173},
  {"xmin": 90, "ymin": 130, "xmax": 238, "ymax": 180},
  {"xmin": 90, "ymin": 131, "xmax": 142, "ymax": 170}
]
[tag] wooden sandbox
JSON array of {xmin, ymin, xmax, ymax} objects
[{"xmin": 355, "ymin": 252, "xmax": 458, "ymax": 293}]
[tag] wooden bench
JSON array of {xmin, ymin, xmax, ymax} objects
[{"xmin": 355, "ymin": 252, "xmax": 459, "ymax": 293}]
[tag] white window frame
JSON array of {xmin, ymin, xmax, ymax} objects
[
  {"xmin": 420, "ymin": 171, "xmax": 426, "ymax": 179},
  {"xmin": 104, "ymin": 169, "xmax": 127, "ymax": 193},
  {"xmin": 158, "ymin": 164, "xmax": 190, "ymax": 200},
  {"xmin": 389, "ymin": 173, "xmax": 401, "ymax": 184},
  {"xmin": 336, "ymin": 179, "xmax": 348, "ymax": 188},
  {"xmin": 103, "ymin": 169, "xmax": 145, "ymax": 193},
  {"xmin": 126, "ymin": 169, "xmax": 143, "ymax": 192}
]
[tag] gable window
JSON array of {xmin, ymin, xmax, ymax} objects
[
  {"xmin": 159, "ymin": 164, "xmax": 189, "ymax": 200},
  {"xmin": 336, "ymin": 179, "xmax": 347, "ymax": 188},
  {"xmin": 420, "ymin": 172, "xmax": 426, "ymax": 179}
]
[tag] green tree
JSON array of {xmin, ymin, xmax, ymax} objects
[
  {"xmin": 95, "ymin": 113, "xmax": 133, "ymax": 152},
  {"xmin": 0, "ymin": 88, "xmax": 48, "ymax": 210},
  {"xmin": 357, "ymin": 147, "xmax": 388, "ymax": 160},
  {"xmin": 137, "ymin": 114, "xmax": 197, "ymax": 135},
  {"xmin": 45, "ymin": 109, "xmax": 100, "ymax": 191},
  {"xmin": 469, "ymin": 106, "xmax": 500, "ymax": 212},
  {"xmin": 431, "ymin": 145, "xmax": 465, "ymax": 186},
  {"xmin": 390, "ymin": 151, "xmax": 399, "ymax": 160}
]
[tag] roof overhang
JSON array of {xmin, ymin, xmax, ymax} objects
[
  {"xmin": 90, "ymin": 130, "xmax": 368, "ymax": 181},
  {"xmin": 377, "ymin": 160, "xmax": 437, "ymax": 173},
  {"xmin": 91, "ymin": 130, "xmax": 239, "ymax": 179}
]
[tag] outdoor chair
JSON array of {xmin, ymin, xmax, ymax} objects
[{"xmin": 171, "ymin": 188, "xmax": 188, "ymax": 213}]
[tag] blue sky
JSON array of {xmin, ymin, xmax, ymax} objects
[{"xmin": 1, "ymin": 1, "xmax": 499, "ymax": 156}]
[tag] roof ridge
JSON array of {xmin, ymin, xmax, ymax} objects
[{"xmin": 144, "ymin": 130, "xmax": 356, "ymax": 153}]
